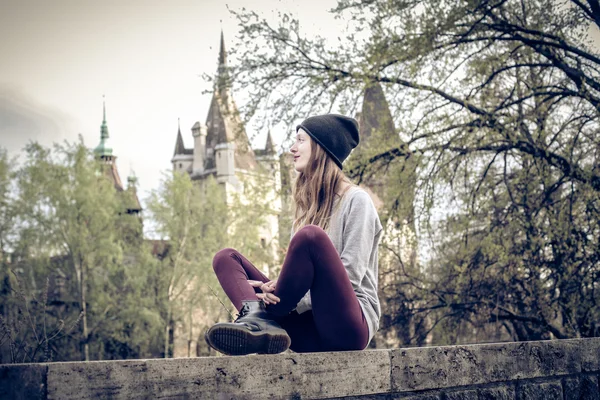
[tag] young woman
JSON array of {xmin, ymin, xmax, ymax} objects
[{"xmin": 205, "ymin": 114, "xmax": 383, "ymax": 355}]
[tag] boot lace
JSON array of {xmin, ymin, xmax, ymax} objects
[{"xmin": 234, "ymin": 303, "xmax": 251, "ymax": 322}]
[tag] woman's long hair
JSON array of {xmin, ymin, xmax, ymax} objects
[{"xmin": 292, "ymin": 139, "xmax": 350, "ymax": 233}]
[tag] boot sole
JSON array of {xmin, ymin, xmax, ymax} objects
[{"xmin": 205, "ymin": 324, "xmax": 291, "ymax": 356}]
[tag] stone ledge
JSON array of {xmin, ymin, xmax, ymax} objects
[
  {"xmin": 50, "ymin": 350, "xmax": 390, "ymax": 399},
  {"xmin": 392, "ymin": 338, "xmax": 598, "ymax": 392},
  {"xmin": 1, "ymin": 338, "xmax": 598, "ymax": 400}
]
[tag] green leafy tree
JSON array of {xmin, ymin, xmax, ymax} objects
[
  {"xmin": 94, "ymin": 240, "xmax": 165, "ymax": 360},
  {"xmin": 12, "ymin": 140, "xmax": 123, "ymax": 360},
  {"xmin": 0, "ymin": 148, "xmax": 15, "ymax": 319},
  {"xmin": 0, "ymin": 149, "xmax": 15, "ymax": 263},
  {"xmin": 146, "ymin": 172, "xmax": 229, "ymax": 357},
  {"xmin": 0, "ymin": 270, "xmax": 83, "ymax": 363},
  {"xmin": 228, "ymin": 173, "xmax": 281, "ymax": 276}
]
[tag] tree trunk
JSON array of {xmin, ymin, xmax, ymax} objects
[
  {"xmin": 81, "ymin": 266, "xmax": 89, "ymax": 361},
  {"xmin": 164, "ymin": 307, "xmax": 171, "ymax": 358},
  {"xmin": 75, "ymin": 259, "xmax": 89, "ymax": 361},
  {"xmin": 187, "ymin": 307, "xmax": 192, "ymax": 358}
]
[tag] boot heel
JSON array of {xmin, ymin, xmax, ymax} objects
[
  {"xmin": 266, "ymin": 334, "xmax": 291, "ymax": 354},
  {"xmin": 205, "ymin": 300, "xmax": 291, "ymax": 356},
  {"xmin": 205, "ymin": 326, "xmax": 249, "ymax": 355}
]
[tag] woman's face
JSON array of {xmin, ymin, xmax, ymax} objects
[{"xmin": 290, "ymin": 129, "xmax": 312, "ymax": 172}]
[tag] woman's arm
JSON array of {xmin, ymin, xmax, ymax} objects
[{"xmin": 339, "ymin": 191, "xmax": 382, "ymax": 290}]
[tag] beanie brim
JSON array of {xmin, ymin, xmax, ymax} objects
[{"xmin": 297, "ymin": 124, "xmax": 344, "ymax": 170}]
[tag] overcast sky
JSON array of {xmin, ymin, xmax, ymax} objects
[{"xmin": 0, "ymin": 0, "xmax": 342, "ymax": 203}]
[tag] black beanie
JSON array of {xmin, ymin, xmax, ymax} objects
[{"xmin": 296, "ymin": 114, "xmax": 360, "ymax": 170}]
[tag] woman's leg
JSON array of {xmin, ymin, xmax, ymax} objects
[
  {"xmin": 276, "ymin": 311, "xmax": 322, "ymax": 353},
  {"xmin": 211, "ymin": 246, "xmax": 322, "ymax": 352},
  {"xmin": 268, "ymin": 225, "xmax": 370, "ymax": 351},
  {"xmin": 212, "ymin": 248, "xmax": 270, "ymax": 311},
  {"xmin": 208, "ymin": 248, "xmax": 291, "ymax": 355}
]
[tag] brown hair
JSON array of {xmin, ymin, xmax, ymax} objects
[{"xmin": 292, "ymin": 139, "xmax": 351, "ymax": 233}]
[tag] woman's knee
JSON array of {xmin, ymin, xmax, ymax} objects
[
  {"xmin": 212, "ymin": 247, "xmax": 239, "ymax": 273},
  {"xmin": 293, "ymin": 224, "xmax": 328, "ymax": 245}
]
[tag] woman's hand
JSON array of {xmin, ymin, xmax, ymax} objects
[{"xmin": 248, "ymin": 279, "xmax": 280, "ymax": 305}]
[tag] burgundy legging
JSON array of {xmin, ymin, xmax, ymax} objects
[{"xmin": 212, "ymin": 224, "xmax": 369, "ymax": 352}]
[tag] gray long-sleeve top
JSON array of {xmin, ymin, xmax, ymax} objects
[{"xmin": 294, "ymin": 186, "xmax": 383, "ymax": 343}]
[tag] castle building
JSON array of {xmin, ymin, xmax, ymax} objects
[{"xmin": 171, "ymin": 32, "xmax": 282, "ymax": 272}]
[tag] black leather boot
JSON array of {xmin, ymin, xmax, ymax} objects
[{"xmin": 205, "ymin": 300, "xmax": 291, "ymax": 355}]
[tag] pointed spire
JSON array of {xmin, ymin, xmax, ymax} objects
[
  {"xmin": 173, "ymin": 118, "xmax": 186, "ymax": 156},
  {"xmin": 204, "ymin": 32, "xmax": 258, "ymax": 171},
  {"xmin": 101, "ymin": 100, "xmax": 108, "ymax": 137},
  {"xmin": 217, "ymin": 31, "xmax": 230, "ymax": 96},
  {"xmin": 219, "ymin": 29, "xmax": 227, "ymax": 66},
  {"xmin": 125, "ymin": 166, "xmax": 142, "ymax": 214},
  {"xmin": 359, "ymin": 82, "xmax": 396, "ymax": 141},
  {"xmin": 94, "ymin": 95, "xmax": 113, "ymax": 157},
  {"xmin": 127, "ymin": 167, "xmax": 138, "ymax": 189},
  {"xmin": 265, "ymin": 130, "xmax": 275, "ymax": 154}
]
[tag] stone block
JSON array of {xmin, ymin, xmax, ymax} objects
[
  {"xmin": 444, "ymin": 388, "xmax": 478, "ymax": 400},
  {"xmin": 0, "ymin": 363, "xmax": 46, "ymax": 400},
  {"xmin": 518, "ymin": 381, "xmax": 562, "ymax": 400},
  {"xmin": 563, "ymin": 375, "xmax": 600, "ymax": 400},
  {"xmin": 46, "ymin": 350, "xmax": 391, "ymax": 399},
  {"xmin": 391, "ymin": 340, "xmax": 581, "ymax": 392},
  {"xmin": 582, "ymin": 338, "xmax": 600, "ymax": 372},
  {"xmin": 579, "ymin": 375, "xmax": 600, "ymax": 400},
  {"xmin": 478, "ymin": 385, "xmax": 515, "ymax": 400},
  {"xmin": 563, "ymin": 377, "xmax": 581, "ymax": 400}
]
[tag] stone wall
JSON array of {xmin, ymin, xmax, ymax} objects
[{"xmin": 1, "ymin": 338, "xmax": 599, "ymax": 399}]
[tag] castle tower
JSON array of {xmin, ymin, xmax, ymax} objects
[
  {"xmin": 191, "ymin": 121, "xmax": 207, "ymax": 175},
  {"xmin": 171, "ymin": 119, "xmax": 194, "ymax": 173},
  {"xmin": 94, "ymin": 99, "xmax": 112, "ymax": 158},
  {"xmin": 354, "ymin": 82, "xmax": 400, "ymax": 199},
  {"xmin": 354, "ymin": 82, "xmax": 419, "ymax": 348},
  {"xmin": 173, "ymin": 31, "xmax": 258, "ymax": 186},
  {"xmin": 358, "ymin": 83, "xmax": 417, "ymax": 264},
  {"xmin": 93, "ymin": 98, "xmax": 142, "ymax": 240},
  {"xmin": 168, "ymin": 33, "xmax": 284, "ymax": 357},
  {"xmin": 203, "ymin": 31, "xmax": 257, "ymax": 185},
  {"xmin": 94, "ymin": 98, "xmax": 124, "ymax": 191},
  {"xmin": 355, "ymin": 82, "xmax": 416, "ymax": 225},
  {"xmin": 123, "ymin": 169, "xmax": 143, "ymax": 243},
  {"xmin": 125, "ymin": 170, "xmax": 142, "ymax": 216}
]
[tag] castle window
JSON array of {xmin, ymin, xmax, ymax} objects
[
  {"xmin": 179, "ymin": 163, "xmax": 182, "ymax": 169},
  {"xmin": 260, "ymin": 238, "xmax": 266, "ymax": 248}
]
